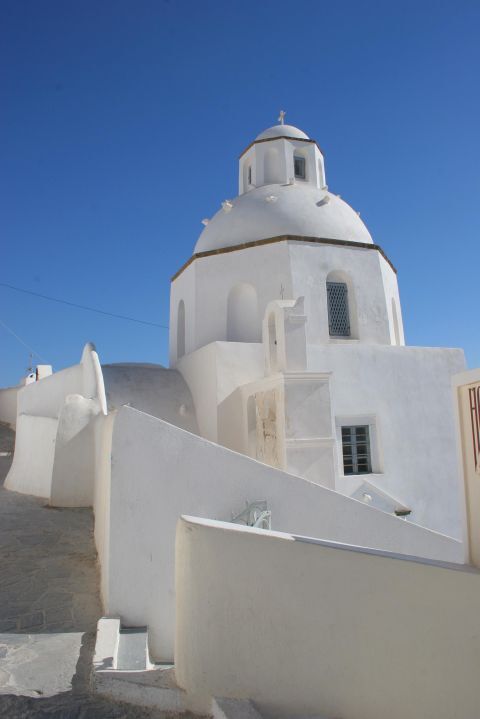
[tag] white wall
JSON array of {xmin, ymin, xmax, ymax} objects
[
  {"xmin": 171, "ymin": 242, "xmax": 292, "ymax": 361},
  {"xmin": 175, "ymin": 516, "xmax": 480, "ymax": 719},
  {"xmin": 169, "ymin": 261, "xmax": 196, "ymax": 366},
  {"xmin": 5, "ymin": 414, "xmax": 58, "ymax": 497},
  {"xmin": 453, "ymin": 368, "xmax": 480, "ymax": 568},
  {"xmin": 171, "ymin": 240, "xmax": 400, "ymax": 367},
  {"xmin": 289, "ymin": 242, "xmax": 396, "ymax": 345},
  {"xmin": 93, "ymin": 412, "xmax": 115, "ymax": 608},
  {"xmin": 105, "ymin": 405, "xmax": 463, "ymax": 662},
  {"xmin": 308, "ymin": 342, "xmax": 466, "ymax": 539},
  {"xmin": 0, "ymin": 386, "xmax": 19, "ymax": 428},
  {"xmin": 177, "ymin": 342, "xmax": 263, "ymax": 442},
  {"xmin": 6, "ymin": 343, "xmax": 107, "ymax": 501}
]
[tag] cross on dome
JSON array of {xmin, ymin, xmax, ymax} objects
[{"xmin": 278, "ymin": 110, "xmax": 286, "ymax": 125}]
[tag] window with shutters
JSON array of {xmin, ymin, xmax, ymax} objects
[
  {"xmin": 327, "ymin": 281, "xmax": 350, "ymax": 337},
  {"xmin": 341, "ymin": 426, "xmax": 372, "ymax": 475}
]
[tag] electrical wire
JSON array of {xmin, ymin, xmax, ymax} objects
[
  {"xmin": 0, "ymin": 318, "xmax": 47, "ymax": 363},
  {"xmin": 0, "ymin": 281, "xmax": 168, "ymax": 329}
]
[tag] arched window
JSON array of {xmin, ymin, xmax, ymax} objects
[
  {"xmin": 177, "ymin": 300, "xmax": 185, "ymax": 359},
  {"xmin": 326, "ymin": 271, "xmax": 357, "ymax": 338},
  {"xmin": 227, "ymin": 283, "xmax": 260, "ymax": 342}
]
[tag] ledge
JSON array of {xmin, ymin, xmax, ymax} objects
[{"xmin": 171, "ymin": 235, "xmax": 397, "ymax": 282}]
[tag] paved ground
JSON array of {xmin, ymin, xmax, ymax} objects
[{"xmin": 0, "ymin": 422, "xmax": 184, "ymax": 718}]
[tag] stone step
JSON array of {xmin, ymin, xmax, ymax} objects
[
  {"xmin": 93, "ymin": 617, "xmax": 187, "ymax": 713},
  {"xmin": 212, "ymin": 697, "xmax": 264, "ymax": 719},
  {"xmin": 116, "ymin": 626, "xmax": 149, "ymax": 670}
]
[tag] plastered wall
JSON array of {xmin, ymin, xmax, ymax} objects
[
  {"xmin": 175, "ymin": 516, "xmax": 480, "ymax": 719},
  {"xmin": 105, "ymin": 405, "xmax": 464, "ymax": 662}
]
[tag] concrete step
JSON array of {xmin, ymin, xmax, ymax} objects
[
  {"xmin": 116, "ymin": 626, "xmax": 149, "ymax": 670},
  {"xmin": 93, "ymin": 617, "xmax": 186, "ymax": 713},
  {"xmin": 212, "ymin": 697, "xmax": 264, "ymax": 718}
]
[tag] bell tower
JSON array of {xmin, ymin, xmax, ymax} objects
[{"xmin": 239, "ymin": 112, "xmax": 327, "ymax": 194}]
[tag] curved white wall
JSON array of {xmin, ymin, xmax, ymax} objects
[{"xmin": 0, "ymin": 386, "xmax": 19, "ymax": 428}]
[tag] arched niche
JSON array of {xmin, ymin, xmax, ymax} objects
[
  {"xmin": 268, "ymin": 312, "xmax": 279, "ymax": 371},
  {"xmin": 392, "ymin": 298, "xmax": 401, "ymax": 346},
  {"xmin": 247, "ymin": 395, "xmax": 257, "ymax": 458},
  {"xmin": 325, "ymin": 270, "xmax": 358, "ymax": 340},
  {"xmin": 264, "ymin": 146, "xmax": 281, "ymax": 184},
  {"xmin": 227, "ymin": 283, "xmax": 260, "ymax": 342},
  {"xmin": 177, "ymin": 299, "xmax": 186, "ymax": 359}
]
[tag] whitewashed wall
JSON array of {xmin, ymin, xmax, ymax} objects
[
  {"xmin": 308, "ymin": 342, "xmax": 466, "ymax": 538},
  {"xmin": 453, "ymin": 368, "xmax": 480, "ymax": 568},
  {"xmin": 105, "ymin": 405, "xmax": 464, "ymax": 662},
  {"xmin": 6, "ymin": 343, "xmax": 106, "ymax": 500},
  {"xmin": 170, "ymin": 240, "xmax": 401, "ymax": 365},
  {"xmin": 175, "ymin": 516, "xmax": 480, "ymax": 719},
  {"xmin": 0, "ymin": 386, "xmax": 19, "ymax": 428},
  {"xmin": 177, "ymin": 341, "xmax": 263, "ymax": 443}
]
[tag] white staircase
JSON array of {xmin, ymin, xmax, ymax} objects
[
  {"xmin": 93, "ymin": 617, "xmax": 328, "ymax": 718},
  {"xmin": 93, "ymin": 617, "xmax": 185, "ymax": 713}
]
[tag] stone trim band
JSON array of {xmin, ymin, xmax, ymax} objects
[{"xmin": 171, "ymin": 235, "xmax": 397, "ymax": 282}]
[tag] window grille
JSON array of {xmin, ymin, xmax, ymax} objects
[
  {"xmin": 294, "ymin": 156, "xmax": 306, "ymax": 179},
  {"xmin": 327, "ymin": 281, "xmax": 350, "ymax": 337},
  {"xmin": 342, "ymin": 425, "xmax": 372, "ymax": 475}
]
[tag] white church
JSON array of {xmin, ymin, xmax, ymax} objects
[{"xmin": 1, "ymin": 116, "xmax": 480, "ymax": 719}]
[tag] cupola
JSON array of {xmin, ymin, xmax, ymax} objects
[{"xmin": 239, "ymin": 114, "xmax": 326, "ymax": 195}]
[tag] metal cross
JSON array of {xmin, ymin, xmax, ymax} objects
[
  {"xmin": 278, "ymin": 110, "xmax": 286, "ymax": 125},
  {"xmin": 280, "ymin": 283, "xmax": 285, "ymax": 299}
]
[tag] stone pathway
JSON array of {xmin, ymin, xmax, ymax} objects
[{"xmin": 0, "ymin": 423, "xmax": 181, "ymax": 718}]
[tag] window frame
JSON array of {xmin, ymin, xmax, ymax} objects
[
  {"xmin": 294, "ymin": 155, "xmax": 306, "ymax": 180},
  {"xmin": 341, "ymin": 425, "xmax": 372, "ymax": 476},
  {"xmin": 326, "ymin": 281, "xmax": 351, "ymax": 338}
]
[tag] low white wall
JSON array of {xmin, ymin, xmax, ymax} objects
[
  {"xmin": 106, "ymin": 405, "xmax": 464, "ymax": 662},
  {"xmin": 50, "ymin": 396, "xmax": 99, "ymax": 507},
  {"xmin": 0, "ymin": 386, "xmax": 19, "ymax": 428},
  {"xmin": 175, "ymin": 516, "xmax": 480, "ymax": 719},
  {"xmin": 5, "ymin": 414, "xmax": 57, "ymax": 497},
  {"xmin": 16, "ymin": 364, "xmax": 83, "ymax": 419},
  {"xmin": 6, "ymin": 343, "xmax": 107, "ymax": 502},
  {"xmin": 93, "ymin": 413, "xmax": 115, "ymax": 608}
]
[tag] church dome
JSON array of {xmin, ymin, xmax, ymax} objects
[
  {"xmin": 195, "ymin": 184, "xmax": 373, "ymax": 253},
  {"xmin": 255, "ymin": 124, "xmax": 310, "ymax": 141}
]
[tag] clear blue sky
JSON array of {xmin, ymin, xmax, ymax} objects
[{"xmin": 1, "ymin": 0, "xmax": 479, "ymax": 387}]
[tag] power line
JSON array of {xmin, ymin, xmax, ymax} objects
[
  {"xmin": 0, "ymin": 282, "xmax": 168, "ymax": 329},
  {"xmin": 0, "ymin": 318, "xmax": 48, "ymax": 363}
]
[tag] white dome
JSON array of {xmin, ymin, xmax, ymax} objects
[
  {"xmin": 255, "ymin": 124, "xmax": 310, "ymax": 141},
  {"xmin": 195, "ymin": 184, "xmax": 372, "ymax": 253}
]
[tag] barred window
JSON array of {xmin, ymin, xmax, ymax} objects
[
  {"xmin": 327, "ymin": 281, "xmax": 350, "ymax": 337},
  {"xmin": 342, "ymin": 426, "xmax": 372, "ymax": 475}
]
